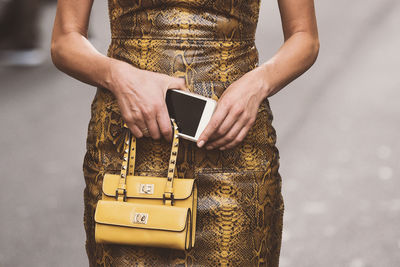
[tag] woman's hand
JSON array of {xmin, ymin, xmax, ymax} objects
[
  {"xmin": 197, "ymin": 67, "xmax": 269, "ymax": 150},
  {"xmin": 108, "ymin": 60, "xmax": 188, "ymax": 142},
  {"xmin": 196, "ymin": 0, "xmax": 319, "ymax": 151}
]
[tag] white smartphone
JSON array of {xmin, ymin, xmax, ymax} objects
[{"xmin": 165, "ymin": 89, "xmax": 217, "ymax": 142}]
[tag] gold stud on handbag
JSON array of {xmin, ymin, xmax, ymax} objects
[{"xmin": 94, "ymin": 119, "xmax": 197, "ymax": 250}]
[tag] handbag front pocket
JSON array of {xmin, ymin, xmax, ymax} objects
[{"xmin": 95, "ymin": 200, "xmax": 192, "ymax": 250}]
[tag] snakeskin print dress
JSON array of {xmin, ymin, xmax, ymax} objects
[{"xmin": 82, "ymin": 0, "xmax": 284, "ymax": 266}]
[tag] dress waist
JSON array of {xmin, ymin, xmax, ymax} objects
[
  {"xmin": 109, "ymin": 7, "xmax": 257, "ymax": 41},
  {"xmin": 107, "ymin": 38, "xmax": 258, "ymax": 74}
]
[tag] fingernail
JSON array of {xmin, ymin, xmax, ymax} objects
[
  {"xmin": 197, "ymin": 140, "xmax": 204, "ymax": 148},
  {"xmin": 219, "ymin": 147, "xmax": 225, "ymax": 151},
  {"xmin": 206, "ymin": 145, "xmax": 212, "ymax": 150}
]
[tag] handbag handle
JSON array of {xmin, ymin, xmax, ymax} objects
[{"xmin": 116, "ymin": 119, "xmax": 180, "ymax": 205}]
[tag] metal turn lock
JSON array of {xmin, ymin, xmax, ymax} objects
[
  {"xmin": 139, "ymin": 184, "xmax": 155, "ymax": 194},
  {"xmin": 133, "ymin": 213, "xmax": 148, "ymax": 224}
]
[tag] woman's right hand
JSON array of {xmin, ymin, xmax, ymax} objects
[
  {"xmin": 51, "ymin": 0, "xmax": 187, "ymax": 142},
  {"xmin": 107, "ymin": 60, "xmax": 188, "ymax": 142}
]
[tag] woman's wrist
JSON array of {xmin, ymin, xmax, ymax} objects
[
  {"xmin": 251, "ymin": 64, "xmax": 275, "ymax": 100},
  {"xmin": 101, "ymin": 58, "xmax": 138, "ymax": 95},
  {"xmin": 99, "ymin": 57, "xmax": 120, "ymax": 93}
]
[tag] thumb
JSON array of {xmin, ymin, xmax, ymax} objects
[{"xmin": 168, "ymin": 76, "xmax": 188, "ymax": 91}]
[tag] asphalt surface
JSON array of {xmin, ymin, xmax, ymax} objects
[{"xmin": 0, "ymin": 1, "xmax": 399, "ymax": 266}]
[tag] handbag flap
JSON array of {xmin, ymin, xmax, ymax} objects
[
  {"xmin": 94, "ymin": 200, "xmax": 189, "ymax": 232},
  {"xmin": 102, "ymin": 174, "xmax": 195, "ymax": 200}
]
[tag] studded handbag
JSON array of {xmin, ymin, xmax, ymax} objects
[{"xmin": 94, "ymin": 119, "xmax": 197, "ymax": 250}]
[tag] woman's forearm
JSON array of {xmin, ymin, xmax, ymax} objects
[
  {"xmin": 256, "ymin": 31, "xmax": 320, "ymax": 98},
  {"xmin": 51, "ymin": 31, "xmax": 115, "ymax": 90},
  {"xmin": 50, "ymin": 0, "xmax": 118, "ymax": 90}
]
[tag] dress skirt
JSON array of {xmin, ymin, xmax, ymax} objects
[{"xmin": 82, "ymin": 28, "xmax": 284, "ymax": 267}]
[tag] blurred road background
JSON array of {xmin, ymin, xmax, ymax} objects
[{"xmin": 0, "ymin": 0, "xmax": 399, "ymax": 266}]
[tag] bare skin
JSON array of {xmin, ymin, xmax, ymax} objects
[
  {"xmin": 51, "ymin": 0, "xmax": 188, "ymax": 142},
  {"xmin": 198, "ymin": 0, "xmax": 319, "ymax": 150},
  {"xmin": 51, "ymin": 0, "xmax": 319, "ymax": 149}
]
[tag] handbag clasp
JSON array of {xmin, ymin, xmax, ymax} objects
[
  {"xmin": 115, "ymin": 188, "xmax": 127, "ymax": 201},
  {"xmin": 163, "ymin": 193, "xmax": 175, "ymax": 206},
  {"xmin": 139, "ymin": 184, "xmax": 155, "ymax": 194},
  {"xmin": 133, "ymin": 213, "xmax": 149, "ymax": 224}
]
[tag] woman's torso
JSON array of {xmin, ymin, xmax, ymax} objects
[
  {"xmin": 94, "ymin": 0, "xmax": 278, "ymax": 173},
  {"xmin": 102, "ymin": 0, "xmax": 262, "ymax": 100}
]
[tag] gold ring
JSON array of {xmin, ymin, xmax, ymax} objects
[{"xmin": 142, "ymin": 128, "xmax": 150, "ymax": 135}]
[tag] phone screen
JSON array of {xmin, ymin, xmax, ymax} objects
[{"xmin": 165, "ymin": 90, "xmax": 206, "ymax": 137}]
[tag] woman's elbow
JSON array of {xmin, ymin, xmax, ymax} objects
[
  {"xmin": 312, "ymin": 37, "xmax": 320, "ymax": 61},
  {"xmin": 307, "ymin": 35, "xmax": 320, "ymax": 67},
  {"xmin": 50, "ymin": 28, "xmax": 69, "ymax": 71},
  {"xmin": 50, "ymin": 38, "xmax": 61, "ymax": 69},
  {"xmin": 50, "ymin": 38, "xmax": 61, "ymax": 70}
]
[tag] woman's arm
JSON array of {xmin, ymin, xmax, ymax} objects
[
  {"xmin": 257, "ymin": 0, "xmax": 320, "ymax": 97},
  {"xmin": 51, "ymin": 0, "xmax": 187, "ymax": 142},
  {"xmin": 51, "ymin": 0, "xmax": 112, "ymax": 88},
  {"xmin": 197, "ymin": 0, "xmax": 319, "ymax": 150}
]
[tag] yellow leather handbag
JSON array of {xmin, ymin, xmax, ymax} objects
[{"xmin": 94, "ymin": 119, "xmax": 197, "ymax": 250}]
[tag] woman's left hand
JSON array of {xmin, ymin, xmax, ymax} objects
[{"xmin": 197, "ymin": 67, "xmax": 269, "ymax": 150}]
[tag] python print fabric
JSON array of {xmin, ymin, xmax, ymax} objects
[{"xmin": 82, "ymin": 0, "xmax": 284, "ymax": 266}]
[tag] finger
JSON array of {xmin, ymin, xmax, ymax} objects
[
  {"xmin": 208, "ymin": 109, "xmax": 238, "ymax": 142},
  {"xmin": 205, "ymin": 115, "xmax": 245, "ymax": 149},
  {"xmin": 167, "ymin": 76, "xmax": 187, "ymax": 91},
  {"xmin": 144, "ymin": 113, "xmax": 161, "ymax": 140},
  {"xmin": 126, "ymin": 115, "xmax": 148, "ymax": 138},
  {"xmin": 197, "ymin": 102, "xmax": 229, "ymax": 148},
  {"xmin": 126, "ymin": 121, "xmax": 144, "ymax": 139},
  {"xmin": 157, "ymin": 104, "xmax": 173, "ymax": 142},
  {"xmin": 130, "ymin": 112, "xmax": 149, "ymax": 138},
  {"xmin": 118, "ymin": 97, "xmax": 146, "ymax": 138},
  {"xmin": 220, "ymin": 125, "xmax": 250, "ymax": 150},
  {"xmin": 139, "ymin": 104, "xmax": 161, "ymax": 139}
]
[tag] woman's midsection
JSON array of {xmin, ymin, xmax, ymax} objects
[{"xmin": 107, "ymin": 38, "xmax": 259, "ymax": 99}]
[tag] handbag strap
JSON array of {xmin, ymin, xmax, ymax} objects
[
  {"xmin": 164, "ymin": 119, "xmax": 180, "ymax": 205},
  {"xmin": 116, "ymin": 119, "xmax": 180, "ymax": 205}
]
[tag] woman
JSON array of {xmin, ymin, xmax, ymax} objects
[{"xmin": 51, "ymin": 0, "xmax": 319, "ymax": 266}]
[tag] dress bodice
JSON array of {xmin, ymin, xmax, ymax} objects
[
  {"xmin": 108, "ymin": 0, "xmax": 261, "ymax": 41},
  {"xmin": 103, "ymin": 0, "xmax": 264, "ymax": 102}
]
